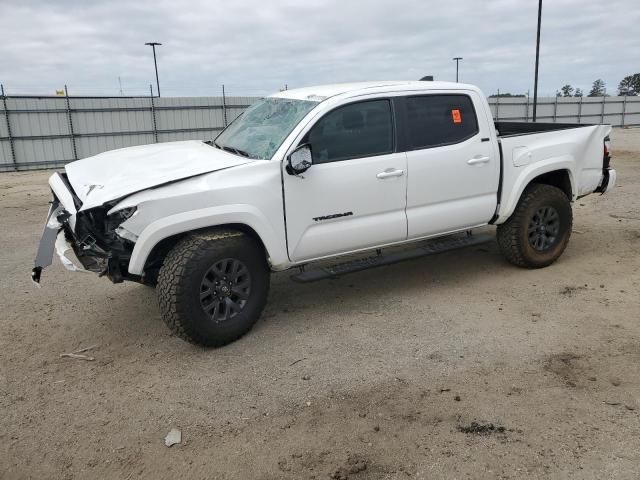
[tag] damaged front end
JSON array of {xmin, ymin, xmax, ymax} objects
[{"xmin": 32, "ymin": 172, "xmax": 139, "ymax": 285}]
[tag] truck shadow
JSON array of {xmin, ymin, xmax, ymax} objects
[
  {"xmin": 97, "ymin": 240, "xmax": 508, "ymax": 347},
  {"xmin": 263, "ymin": 240, "xmax": 507, "ymax": 322},
  {"xmin": 96, "ymin": 225, "xmax": 608, "ymax": 350}
]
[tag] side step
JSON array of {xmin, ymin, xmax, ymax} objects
[{"xmin": 290, "ymin": 232, "xmax": 494, "ymax": 283}]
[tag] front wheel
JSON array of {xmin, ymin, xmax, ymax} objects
[
  {"xmin": 497, "ymin": 184, "xmax": 573, "ymax": 268},
  {"xmin": 157, "ymin": 229, "xmax": 270, "ymax": 347}
]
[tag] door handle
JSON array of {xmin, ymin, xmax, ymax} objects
[
  {"xmin": 376, "ymin": 169, "xmax": 405, "ymax": 179},
  {"xmin": 467, "ymin": 156, "xmax": 490, "ymax": 165}
]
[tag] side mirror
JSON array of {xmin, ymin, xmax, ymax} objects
[{"xmin": 286, "ymin": 144, "xmax": 313, "ymax": 175}]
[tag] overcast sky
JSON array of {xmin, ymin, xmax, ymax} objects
[{"xmin": 2, "ymin": 0, "xmax": 639, "ymax": 97}]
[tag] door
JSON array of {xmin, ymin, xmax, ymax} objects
[
  {"xmin": 283, "ymin": 99, "xmax": 408, "ymax": 262},
  {"xmin": 402, "ymin": 93, "xmax": 499, "ymax": 238}
]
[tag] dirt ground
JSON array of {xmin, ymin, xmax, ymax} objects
[{"xmin": 1, "ymin": 129, "xmax": 639, "ymax": 480}]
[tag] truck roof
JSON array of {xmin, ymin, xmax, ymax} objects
[{"xmin": 271, "ymin": 81, "xmax": 480, "ymax": 102}]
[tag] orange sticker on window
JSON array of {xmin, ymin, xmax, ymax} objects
[{"xmin": 451, "ymin": 109, "xmax": 462, "ymax": 123}]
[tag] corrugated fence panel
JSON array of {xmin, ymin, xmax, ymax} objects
[
  {"xmin": 487, "ymin": 96, "xmax": 640, "ymax": 127},
  {"xmin": 0, "ymin": 104, "xmax": 10, "ymax": 168},
  {"xmin": 556, "ymin": 98, "xmax": 580, "ymax": 123},
  {"xmin": 0, "ymin": 140, "xmax": 12, "ymax": 169},
  {"xmin": 72, "ymin": 97, "xmax": 156, "ymax": 158},
  {"xmin": 0, "ymin": 94, "xmax": 262, "ymax": 171},
  {"xmin": 75, "ymin": 133, "xmax": 157, "ymax": 159},
  {"xmin": 3, "ymin": 97, "xmax": 75, "ymax": 169},
  {"xmin": 624, "ymin": 98, "xmax": 640, "ymax": 126},
  {"xmin": 0, "ymin": 94, "xmax": 635, "ymax": 172},
  {"xmin": 157, "ymin": 131, "xmax": 219, "ymax": 143},
  {"xmin": 154, "ymin": 96, "xmax": 226, "ymax": 140},
  {"xmin": 489, "ymin": 98, "xmax": 528, "ymax": 120}
]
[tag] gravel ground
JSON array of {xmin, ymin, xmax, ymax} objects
[{"xmin": 1, "ymin": 128, "xmax": 639, "ymax": 480}]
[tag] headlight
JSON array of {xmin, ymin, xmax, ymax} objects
[
  {"xmin": 115, "ymin": 225, "xmax": 139, "ymax": 243},
  {"xmin": 114, "ymin": 207, "xmax": 137, "ymax": 221},
  {"xmin": 107, "ymin": 207, "xmax": 138, "ymax": 243}
]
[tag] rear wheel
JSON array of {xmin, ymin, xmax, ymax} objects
[
  {"xmin": 497, "ymin": 184, "xmax": 572, "ymax": 268},
  {"xmin": 157, "ymin": 229, "xmax": 270, "ymax": 347}
]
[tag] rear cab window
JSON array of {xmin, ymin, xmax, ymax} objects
[{"xmin": 404, "ymin": 94, "xmax": 479, "ymax": 149}]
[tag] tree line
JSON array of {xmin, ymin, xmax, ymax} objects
[
  {"xmin": 490, "ymin": 73, "xmax": 640, "ymax": 98},
  {"xmin": 557, "ymin": 74, "xmax": 640, "ymax": 97}
]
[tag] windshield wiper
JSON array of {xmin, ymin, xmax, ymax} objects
[
  {"xmin": 212, "ymin": 140, "xmax": 248, "ymax": 157},
  {"xmin": 222, "ymin": 145, "xmax": 250, "ymax": 158}
]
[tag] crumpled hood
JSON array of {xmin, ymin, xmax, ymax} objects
[{"xmin": 65, "ymin": 140, "xmax": 253, "ymax": 211}]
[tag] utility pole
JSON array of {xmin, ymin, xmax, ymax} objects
[
  {"xmin": 453, "ymin": 57, "xmax": 463, "ymax": 82},
  {"xmin": 532, "ymin": 0, "xmax": 542, "ymax": 121},
  {"xmin": 145, "ymin": 42, "xmax": 162, "ymax": 97}
]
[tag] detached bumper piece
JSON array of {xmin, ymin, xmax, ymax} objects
[{"xmin": 32, "ymin": 199, "xmax": 62, "ymax": 285}]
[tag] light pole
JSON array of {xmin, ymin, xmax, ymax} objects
[
  {"xmin": 145, "ymin": 42, "xmax": 162, "ymax": 97},
  {"xmin": 453, "ymin": 57, "xmax": 463, "ymax": 83},
  {"xmin": 532, "ymin": 0, "xmax": 542, "ymax": 121}
]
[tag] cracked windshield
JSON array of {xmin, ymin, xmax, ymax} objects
[{"xmin": 214, "ymin": 97, "xmax": 317, "ymax": 159}]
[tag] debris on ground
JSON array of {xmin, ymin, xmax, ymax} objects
[
  {"xmin": 60, "ymin": 353, "xmax": 95, "ymax": 361},
  {"xmin": 458, "ymin": 422, "xmax": 507, "ymax": 435},
  {"xmin": 60, "ymin": 344, "xmax": 98, "ymax": 361},
  {"xmin": 164, "ymin": 428, "xmax": 182, "ymax": 447},
  {"xmin": 560, "ymin": 285, "xmax": 587, "ymax": 296}
]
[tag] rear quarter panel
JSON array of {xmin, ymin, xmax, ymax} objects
[{"xmin": 496, "ymin": 124, "xmax": 611, "ymax": 222}]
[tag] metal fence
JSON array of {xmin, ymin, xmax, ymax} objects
[
  {"xmin": 2, "ymin": 88, "xmax": 639, "ymax": 172},
  {"xmin": 487, "ymin": 95, "xmax": 640, "ymax": 126},
  {"xmin": 0, "ymin": 85, "xmax": 259, "ymax": 172}
]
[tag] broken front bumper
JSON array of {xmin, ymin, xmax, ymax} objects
[
  {"xmin": 32, "ymin": 173, "xmax": 89, "ymax": 284},
  {"xmin": 32, "ymin": 172, "xmax": 128, "ymax": 284}
]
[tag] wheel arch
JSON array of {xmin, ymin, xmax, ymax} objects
[
  {"xmin": 497, "ymin": 163, "xmax": 576, "ymax": 223},
  {"xmin": 139, "ymin": 223, "xmax": 269, "ymax": 282},
  {"xmin": 127, "ymin": 205, "xmax": 289, "ymax": 277},
  {"xmin": 530, "ymin": 169, "xmax": 573, "ymax": 199}
]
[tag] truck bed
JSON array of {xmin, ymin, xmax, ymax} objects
[
  {"xmin": 494, "ymin": 122, "xmax": 611, "ymax": 223},
  {"xmin": 495, "ymin": 121, "xmax": 593, "ymax": 137}
]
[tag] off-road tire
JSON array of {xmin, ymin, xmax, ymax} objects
[
  {"xmin": 157, "ymin": 229, "xmax": 270, "ymax": 347},
  {"xmin": 497, "ymin": 184, "xmax": 572, "ymax": 268}
]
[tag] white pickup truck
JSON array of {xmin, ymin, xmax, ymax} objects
[{"xmin": 32, "ymin": 81, "xmax": 616, "ymax": 346}]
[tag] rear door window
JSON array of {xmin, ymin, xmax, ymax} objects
[{"xmin": 405, "ymin": 94, "xmax": 479, "ymax": 149}]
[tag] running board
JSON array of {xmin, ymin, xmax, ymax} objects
[{"xmin": 290, "ymin": 232, "xmax": 494, "ymax": 283}]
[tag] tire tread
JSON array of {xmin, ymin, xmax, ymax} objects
[
  {"xmin": 157, "ymin": 230, "xmax": 268, "ymax": 346},
  {"xmin": 496, "ymin": 184, "xmax": 572, "ymax": 268}
]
